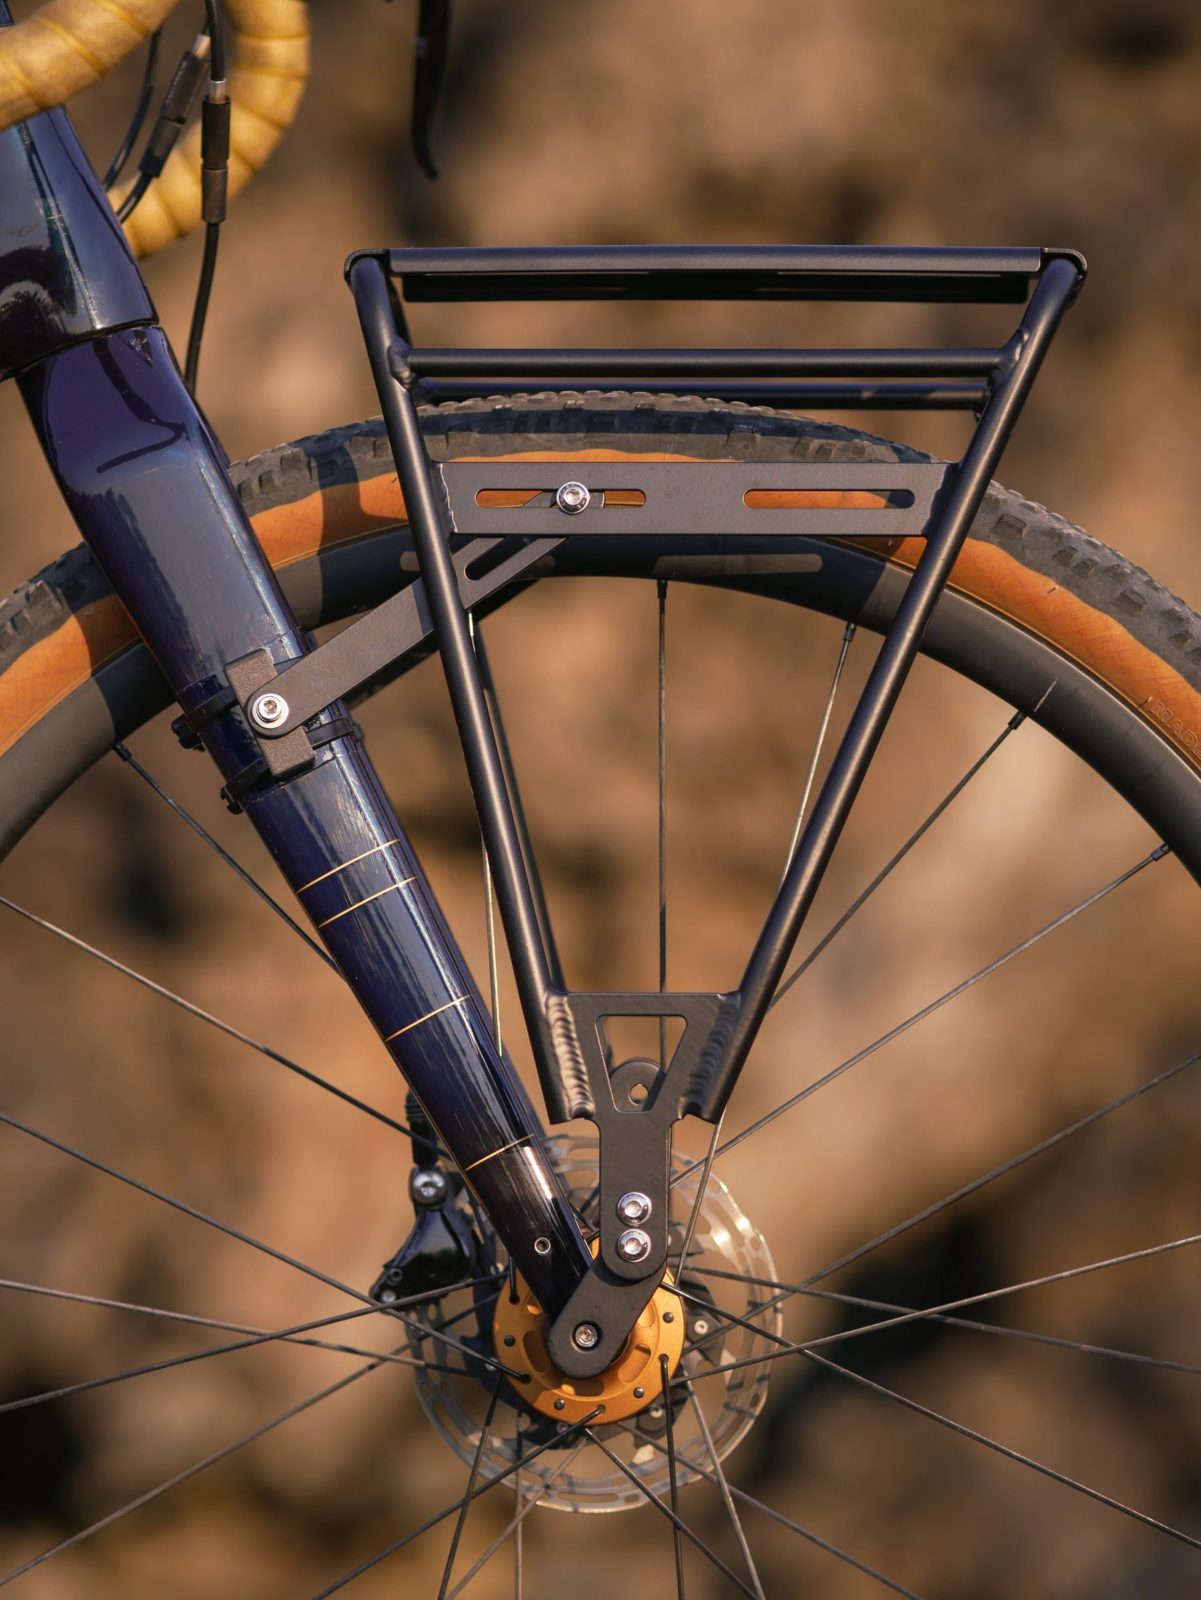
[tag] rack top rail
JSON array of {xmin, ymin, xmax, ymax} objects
[{"xmin": 373, "ymin": 244, "xmax": 1082, "ymax": 305}]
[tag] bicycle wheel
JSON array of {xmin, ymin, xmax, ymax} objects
[{"xmin": 1, "ymin": 393, "xmax": 1200, "ymax": 1597}]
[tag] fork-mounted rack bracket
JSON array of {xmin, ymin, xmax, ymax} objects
[{"xmin": 224, "ymin": 244, "xmax": 1084, "ymax": 1378}]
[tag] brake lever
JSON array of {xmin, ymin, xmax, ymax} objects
[{"xmin": 411, "ymin": 0, "xmax": 452, "ymax": 179}]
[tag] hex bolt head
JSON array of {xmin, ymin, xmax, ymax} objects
[
  {"xmin": 251, "ymin": 692, "xmax": 289, "ymax": 730},
  {"xmin": 555, "ymin": 480, "xmax": 591, "ymax": 515},
  {"xmin": 616, "ymin": 1227, "xmax": 652, "ymax": 1263},
  {"xmin": 572, "ymin": 1322, "xmax": 600, "ymax": 1351},
  {"xmin": 616, "ymin": 1190, "xmax": 652, "ymax": 1226}
]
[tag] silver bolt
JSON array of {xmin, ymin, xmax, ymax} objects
[
  {"xmin": 553, "ymin": 1398, "xmax": 566, "ymax": 1411},
  {"xmin": 251, "ymin": 692, "xmax": 289, "ymax": 730},
  {"xmin": 410, "ymin": 1169, "xmax": 447, "ymax": 1205},
  {"xmin": 572, "ymin": 1322, "xmax": 599, "ymax": 1351},
  {"xmin": 534, "ymin": 1236, "xmax": 552, "ymax": 1256},
  {"xmin": 648, "ymin": 1405, "xmax": 664, "ymax": 1419},
  {"xmin": 555, "ymin": 480, "xmax": 591, "ymax": 515},
  {"xmin": 379, "ymin": 1288, "xmax": 398, "ymax": 1304},
  {"xmin": 616, "ymin": 1228, "xmax": 652, "ymax": 1263},
  {"xmin": 633, "ymin": 1386, "xmax": 646, "ymax": 1399},
  {"xmin": 693, "ymin": 1318, "xmax": 711, "ymax": 1337},
  {"xmin": 616, "ymin": 1190, "xmax": 652, "ymax": 1226}
]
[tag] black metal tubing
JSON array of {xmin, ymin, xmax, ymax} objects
[
  {"xmin": 350, "ymin": 255, "xmax": 570, "ymax": 1124},
  {"xmin": 374, "ymin": 243, "xmax": 1053, "ymax": 303},
  {"xmin": 347, "ymin": 242, "xmax": 1083, "ymax": 1376},
  {"xmin": 712, "ymin": 255, "xmax": 1084, "ymax": 1102},
  {"xmin": 405, "ymin": 346, "xmax": 1004, "ymax": 377},
  {"xmin": 417, "ymin": 378, "xmax": 989, "ymax": 411}
]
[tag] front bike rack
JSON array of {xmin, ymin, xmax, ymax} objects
[{"xmin": 225, "ymin": 243, "xmax": 1085, "ymax": 1376}]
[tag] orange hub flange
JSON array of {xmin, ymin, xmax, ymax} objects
[{"xmin": 493, "ymin": 1268, "xmax": 685, "ymax": 1425}]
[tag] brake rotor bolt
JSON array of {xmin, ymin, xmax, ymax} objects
[
  {"xmin": 553, "ymin": 1398, "xmax": 566, "ymax": 1411},
  {"xmin": 616, "ymin": 1228, "xmax": 652, "ymax": 1263},
  {"xmin": 616, "ymin": 1190, "xmax": 652, "ymax": 1225},
  {"xmin": 572, "ymin": 1322, "xmax": 600, "ymax": 1351},
  {"xmin": 633, "ymin": 1386, "xmax": 645, "ymax": 1399},
  {"xmin": 555, "ymin": 480, "xmax": 591, "ymax": 515},
  {"xmin": 251, "ymin": 693, "xmax": 289, "ymax": 729},
  {"xmin": 534, "ymin": 1236, "xmax": 552, "ymax": 1255},
  {"xmin": 503, "ymin": 1334, "xmax": 516, "ymax": 1347},
  {"xmin": 663, "ymin": 1312, "xmax": 674, "ymax": 1324}
]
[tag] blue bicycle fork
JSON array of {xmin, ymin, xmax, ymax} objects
[{"xmin": 0, "ymin": 89, "xmax": 594, "ymax": 1327}]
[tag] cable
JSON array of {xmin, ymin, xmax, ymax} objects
[
  {"xmin": 202, "ymin": 0, "xmax": 225, "ymax": 83},
  {"xmin": 118, "ymin": 30, "xmax": 211, "ymax": 224},
  {"xmin": 183, "ymin": 221, "xmax": 220, "ymax": 393},
  {"xmin": 184, "ymin": 4, "xmax": 230, "ymax": 396},
  {"xmin": 102, "ymin": 26, "xmax": 162, "ymax": 189}
]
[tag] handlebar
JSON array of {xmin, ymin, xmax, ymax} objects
[
  {"xmin": 0, "ymin": 0, "xmax": 177, "ymax": 130},
  {"xmin": 0, "ymin": 0, "xmax": 310, "ymax": 260}
]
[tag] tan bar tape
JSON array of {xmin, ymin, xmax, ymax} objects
[
  {"xmin": 0, "ymin": 0, "xmax": 310, "ymax": 262},
  {"xmin": 0, "ymin": 0, "xmax": 180, "ymax": 131},
  {"xmin": 117, "ymin": 0, "xmax": 310, "ymax": 259}
]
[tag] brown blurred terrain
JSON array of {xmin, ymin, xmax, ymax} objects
[{"xmin": 2, "ymin": 1, "xmax": 1201, "ymax": 1595}]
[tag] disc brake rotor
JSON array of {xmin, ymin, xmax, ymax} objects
[{"xmin": 404, "ymin": 1132, "xmax": 781, "ymax": 1513}]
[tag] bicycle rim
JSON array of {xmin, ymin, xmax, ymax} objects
[{"xmin": 1, "ymin": 396, "xmax": 1200, "ymax": 1597}]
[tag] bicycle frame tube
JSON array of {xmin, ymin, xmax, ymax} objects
[{"xmin": 0, "ymin": 86, "xmax": 593, "ymax": 1316}]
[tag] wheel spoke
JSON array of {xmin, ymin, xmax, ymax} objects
[
  {"xmin": 306, "ymin": 1407, "xmax": 604, "ymax": 1599},
  {"xmin": 781, "ymin": 621, "xmax": 855, "ymax": 881},
  {"xmin": 806, "ymin": 1347, "xmax": 1201, "ymax": 1549},
  {"xmin": 675, "ymin": 1284, "xmax": 794, "ymax": 1355},
  {"xmin": 584, "ymin": 1428, "xmax": 760, "ymax": 1600},
  {"xmin": 673, "ymin": 1115, "xmax": 722, "ymax": 1286},
  {"xmin": 443, "ymin": 1439, "xmax": 586, "ymax": 1600},
  {"xmin": 0, "ymin": 1273, "xmax": 493, "ymax": 1367},
  {"xmin": 694, "ymin": 1266, "xmax": 1201, "ymax": 1378},
  {"xmin": 688, "ymin": 844, "xmax": 1168, "ymax": 1177},
  {"xmin": 0, "ymin": 1107, "xmax": 522, "ymax": 1379},
  {"xmin": 683, "ymin": 1230, "xmax": 1201, "ymax": 1384},
  {"xmin": 771, "ymin": 699, "xmax": 1034, "ymax": 1010},
  {"xmin": 0, "ymin": 895, "xmax": 426, "ymax": 1144},
  {"xmin": 0, "ymin": 1342, "xmax": 405, "ymax": 1587},
  {"xmin": 437, "ymin": 1380, "xmax": 502, "ymax": 1599},
  {"xmin": 684, "ymin": 1378, "xmax": 765, "ymax": 1599},
  {"xmin": 616, "ymin": 1420, "xmax": 925, "ymax": 1599},
  {"xmin": 114, "ymin": 743, "xmax": 338, "ymax": 970},
  {"xmin": 0, "ymin": 1104, "xmax": 376, "ymax": 1302},
  {"xmin": 0, "ymin": 1306, "xmax": 376, "ymax": 1417},
  {"xmin": 0, "ymin": 1276, "xmax": 505, "ymax": 1415},
  {"xmin": 661, "ymin": 1354, "xmax": 686, "ymax": 1600},
  {"xmin": 804, "ymin": 1043, "xmax": 1201, "ymax": 1287}
]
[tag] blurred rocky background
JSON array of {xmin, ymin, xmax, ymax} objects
[{"xmin": 2, "ymin": 0, "xmax": 1201, "ymax": 1594}]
